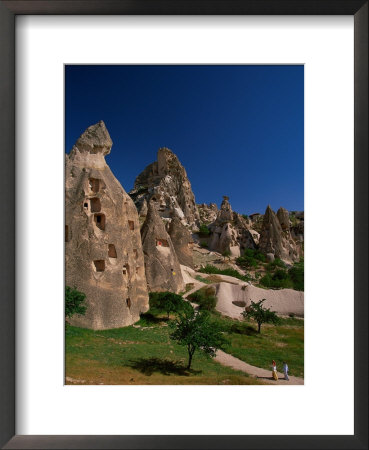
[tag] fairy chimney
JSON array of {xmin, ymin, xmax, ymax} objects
[
  {"xmin": 65, "ymin": 121, "xmax": 149, "ymax": 330},
  {"xmin": 141, "ymin": 201, "xmax": 185, "ymax": 293}
]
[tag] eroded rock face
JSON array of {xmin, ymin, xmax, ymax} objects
[
  {"xmin": 277, "ymin": 207, "xmax": 290, "ymax": 232},
  {"xmin": 167, "ymin": 217, "xmax": 194, "ymax": 268},
  {"xmin": 65, "ymin": 121, "xmax": 149, "ymax": 330},
  {"xmin": 259, "ymin": 205, "xmax": 300, "ymax": 263},
  {"xmin": 208, "ymin": 197, "xmax": 256, "ymax": 256},
  {"xmin": 197, "ymin": 203, "xmax": 218, "ymax": 224},
  {"xmin": 141, "ymin": 201, "xmax": 185, "ymax": 293},
  {"xmin": 129, "ymin": 147, "xmax": 200, "ymax": 229}
]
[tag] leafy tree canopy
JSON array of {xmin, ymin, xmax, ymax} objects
[
  {"xmin": 242, "ymin": 299, "xmax": 280, "ymax": 333},
  {"xmin": 169, "ymin": 306, "xmax": 227, "ymax": 369},
  {"xmin": 65, "ymin": 286, "xmax": 87, "ymax": 319}
]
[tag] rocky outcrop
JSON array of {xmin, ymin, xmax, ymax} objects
[
  {"xmin": 259, "ymin": 205, "xmax": 300, "ymax": 263},
  {"xmin": 214, "ymin": 282, "xmax": 304, "ymax": 319},
  {"xmin": 208, "ymin": 197, "xmax": 256, "ymax": 257},
  {"xmin": 65, "ymin": 121, "xmax": 149, "ymax": 330},
  {"xmin": 129, "ymin": 147, "xmax": 200, "ymax": 229},
  {"xmin": 277, "ymin": 207, "xmax": 290, "ymax": 231},
  {"xmin": 141, "ymin": 201, "xmax": 185, "ymax": 293},
  {"xmin": 197, "ymin": 203, "xmax": 218, "ymax": 224},
  {"xmin": 167, "ymin": 217, "xmax": 194, "ymax": 268}
]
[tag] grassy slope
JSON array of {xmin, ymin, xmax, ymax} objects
[
  {"xmin": 210, "ymin": 314, "xmax": 304, "ymax": 377},
  {"xmin": 65, "ymin": 317, "xmax": 261, "ymax": 385},
  {"xmin": 66, "ymin": 310, "xmax": 304, "ymax": 384}
]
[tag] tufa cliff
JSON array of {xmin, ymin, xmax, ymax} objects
[{"xmin": 65, "ymin": 121, "xmax": 149, "ymax": 330}]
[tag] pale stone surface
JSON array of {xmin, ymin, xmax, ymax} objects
[
  {"xmin": 197, "ymin": 202, "xmax": 218, "ymax": 224},
  {"xmin": 65, "ymin": 121, "xmax": 149, "ymax": 329},
  {"xmin": 259, "ymin": 205, "xmax": 300, "ymax": 263},
  {"xmin": 129, "ymin": 147, "xmax": 200, "ymax": 229},
  {"xmin": 214, "ymin": 282, "xmax": 304, "ymax": 319},
  {"xmin": 208, "ymin": 197, "xmax": 256, "ymax": 255},
  {"xmin": 167, "ymin": 217, "xmax": 194, "ymax": 268},
  {"xmin": 141, "ymin": 201, "xmax": 185, "ymax": 293}
]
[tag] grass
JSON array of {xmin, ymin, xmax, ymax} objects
[
  {"xmin": 208, "ymin": 313, "xmax": 304, "ymax": 377},
  {"xmin": 65, "ymin": 318, "xmax": 262, "ymax": 385},
  {"xmin": 198, "ymin": 264, "xmax": 251, "ymax": 282}
]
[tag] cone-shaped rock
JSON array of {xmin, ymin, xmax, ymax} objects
[
  {"xmin": 141, "ymin": 201, "xmax": 185, "ymax": 293},
  {"xmin": 168, "ymin": 217, "xmax": 194, "ymax": 268},
  {"xmin": 130, "ymin": 147, "xmax": 200, "ymax": 229},
  {"xmin": 259, "ymin": 205, "xmax": 299, "ymax": 263},
  {"xmin": 277, "ymin": 207, "xmax": 290, "ymax": 231},
  {"xmin": 208, "ymin": 196, "xmax": 256, "ymax": 256},
  {"xmin": 65, "ymin": 121, "xmax": 149, "ymax": 330}
]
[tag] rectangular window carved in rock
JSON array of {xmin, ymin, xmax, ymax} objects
[
  {"xmin": 128, "ymin": 220, "xmax": 134, "ymax": 231},
  {"xmin": 90, "ymin": 197, "xmax": 101, "ymax": 213},
  {"xmin": 94, "ymin": 213, "xmax": 106, "ymax": 230},
  {"xmin": 126, "ymin": 298, "xmax": 131, "ymax": 308},
  {"xmin": 65, "ymin": 225, "xmax": 69, "ymax": 242},
  {"xmin": 108, "ymin": 244, "xmax": 117, "ymax": 258},
  {"xmin": 89, "ymin": 178, "xmax": 100, "ymax": 193},
  {"xmin": 93, "ymin": 260, "xmax": 105, "ymax": 272},
  {"xmin": 156, "ymin": 239, "xmax": 169, "ymax": 247}
]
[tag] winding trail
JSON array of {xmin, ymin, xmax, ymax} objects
[{"xmin": 215, "ymin": 350, "xmax": 304, "ymax": 385}]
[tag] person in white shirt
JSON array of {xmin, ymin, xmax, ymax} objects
[{"xmin": 282, "ymin": 361, "xmax": 289, "ymax": 381}]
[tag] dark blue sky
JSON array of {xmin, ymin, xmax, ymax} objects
[{"xmin": 65, "ymin": 65, "xmax": 304, "ymax": 215}]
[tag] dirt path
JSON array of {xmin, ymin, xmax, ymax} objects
[{"xmin": 215, "ymin": 350, "xmax": 304, "ymax": 385}]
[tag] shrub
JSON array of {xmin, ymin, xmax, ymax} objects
[
  {"xmin": 200, "ymin": 241, "xmax": 208, "ymax": 248},
  {"xmin": 188, "ymin": 286, "xmax": 217, "ymax": 311},
  {"xmin": 242, "ymin": 214, "xmax": 249, "ymax": 220},
  {"xmin": 288, "ymin": 258, "xmax": 304, "ymax": 291},
  {"xmin": 198, "ymin": 265, "xmax": 251, "ymax": 282},
  {"xmin": 198, "ymin": 224, "xmax": 211, "ymax": 237},
  {"xmin": 149, "ymin": 291, "xmax": 191, "ymax": 318},
  {"xmin": 65, "ymin": 286, "xmax": 87, "ymax": 319}
]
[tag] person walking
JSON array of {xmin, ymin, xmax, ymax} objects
[
  {"xmin": 272, "ymin": 360, "xmax": 278, "ymax": 381},
  {"xmin": 282, "ymin": 361, "xmax": 289, "ymax": 381}
]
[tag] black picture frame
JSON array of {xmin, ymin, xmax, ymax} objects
[{"xmin": 0, "ymin": 1, "xmax": 367, "ymax": 449}]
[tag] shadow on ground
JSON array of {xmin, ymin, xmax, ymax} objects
[
  {"xmin": 230, "ymin": 324, "xmax": 258, "ymax": 336},
  {"xmin": 128, "ymin": 357, "xmax": 201, "ymax": 376},
  {"xmin": 139, "ymin": 313, "xmax": 170, "ymax": 325}
]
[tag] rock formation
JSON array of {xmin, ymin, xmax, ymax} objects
[
  {"xmin": 277, "ymin": 207, "xmax": 290, "ymax": 231},
  {"xmin": 197, "ymin": 202, "xmax": 218, "ymax": 224},
  {"xmin": 214, "ymin": 282, "xmax": 304, "ymax": 319},
  {"xmin": 258, "ymin": 205, "xmax": 300, "ymax": 263},
  {"xmin": 208, "ymin": 196, "xmax": 256, "ymax": 257},
  {"xmin": 167, "ymin": 217, "xmax": 194, "ymax": 268},
  {"xmin": 129, "ymin": 147, "xmax": 200, "ymax": 229},
  {"xmin": 65, "ymin": 121, "xmax": 149, "ymax": 330},
  {"xmin": 141, "ymin": 201, "xmax": 185, "ymax": 293}
]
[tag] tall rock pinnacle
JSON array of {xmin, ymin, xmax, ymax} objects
[
  {"xmin": 129, "ymin": 147, "xmax": 200, "ymax": 230},
  {"xmin": 141, "ymin": 201, "xmax": 185, "ymax": 293},
  {"xmin": 65, "ymin": 121, "xmax": 149, "ymax": 329}
]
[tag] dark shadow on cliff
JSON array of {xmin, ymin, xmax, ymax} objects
[{"xmin": 128, "ymin": 357, "xmax": 201, "ymax": 376}]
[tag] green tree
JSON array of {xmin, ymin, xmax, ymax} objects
[
  {"xmin": 65, "ymin": 286, "xmax": 87, "ymax": 319},
  {"xmin": 149, "ymin": 291, "xmax": 190, "ymax": 318},
  {"xmin": 169, "ymin": 307, "xmax": 227, "ymax": 370},
  {"xmin": 242, "ymin": 299, "xmax": 280, "ymax": 333}
]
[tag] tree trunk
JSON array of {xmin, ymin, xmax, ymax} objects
[
  {"xmin": 258, "ymin": 322, "xmax": 261, "ymax": 333},
  {"xmin": 187, "ymin": 346, "xmax": 194, "ymax": 370}
]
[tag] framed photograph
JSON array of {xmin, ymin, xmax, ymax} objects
[{"xmin": 0, "ymin": 1, "xmax": 367, "ymax": 449}]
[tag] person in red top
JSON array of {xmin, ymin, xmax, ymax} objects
[{"xmin": 272, "ymin": 360, "xmax": 278, "ymax": 381}]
